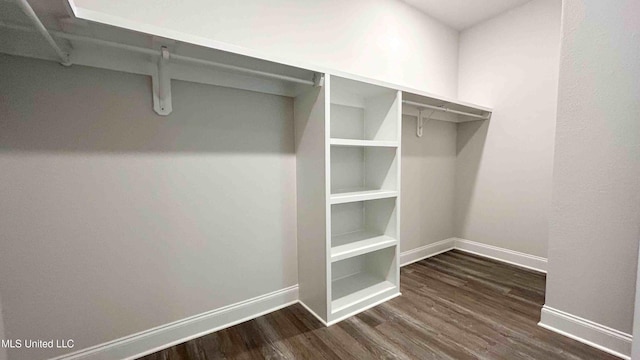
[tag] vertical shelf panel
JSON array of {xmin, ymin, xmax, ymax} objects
[{"xmin": 294, "ymin": 81, "xmax": 329, "ymax": 322}]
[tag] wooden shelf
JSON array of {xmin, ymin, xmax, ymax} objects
[
  {"xmin": 330, "ymin": 189, "xmax": 398, "ymax": 204},
  {"xmin": 332, "ymin": 272, "xmax": 395, "ymax": 313},
  {"xmin": 331, "ymin": 231, "xmax": 397, "ymax": 262},
  {"xmin": 330, "ymin": 138, "xmax": 399, "ymax": 147}
]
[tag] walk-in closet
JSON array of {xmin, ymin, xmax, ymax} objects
[{"xmin": 1, "ymin": 0, "xmax": 638, "ymax": 359}]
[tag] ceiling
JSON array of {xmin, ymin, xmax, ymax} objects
[{"xmin": 403, "ymin": 0, "xmax": 531, "ymax": 30}]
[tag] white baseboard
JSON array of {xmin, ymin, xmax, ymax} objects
[
  {"xmin": 399, "ymin": 238, "xmax": 456, "ymax": 267},
  {"xmin": 399, "ymin": 237, "xmax": 547, "ymax": 273},
  {"xmin": 539, "ymin": 305, "xmax": 632, "ymax": 359},
  {"xmin": 51, "ymin": 285, "xmax": 299, "ymax": 360},
  {"xmin": 298, "ymin": 300, "xmax": 328, "ymax": 327},
  {"xmin": 453, "ymin": 238, "xmax": 547, "ymax": 273}
]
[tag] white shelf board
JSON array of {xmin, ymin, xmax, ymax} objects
[
  {"xmin": 70, "ymin": 1, "xmax": 492, "ymax": 112},
  {"xmin": 403, "ymin": 93, "xmax": 492, "ymax": 114},
  {"xmin": 331, "ymin": 272, "xmax": 395, "ymax": 313},
  {"xmin": 330, "ymin": 189, "xmax": 398, "ymax": 204},
  {"xmin": 402, "ymin": 91, "xmax": 492, "ymax": 122},
  {"xmin": 330, "ymin": 138, "xmax": 399, "ymax": 147},
  {"xmin": 331, "ymin": 231, "xmax": 397, "ymax": 262}
]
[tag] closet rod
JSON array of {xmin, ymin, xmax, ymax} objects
[
  {"xmin": 0, "ymin": 21, "xmax": 315, "ymax": 86},
  {"xmin": 402, "ymin": 100, "xmax": 490, "ymax": 120},
  {"xmin": 169, "ymin": 54, "xmax": 315, "ymax": 85},
  {"xmin": 15, "ymin": 0, "xmax": 71, "ymax": 66}
]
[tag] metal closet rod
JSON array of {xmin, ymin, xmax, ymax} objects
[
  {"xmin": 1, "ymin": 22, "xmax": 315, "ymax": 86},
  {"xmin": 402, "ymin": 100, "xmax": 490, "ymax": 119}
]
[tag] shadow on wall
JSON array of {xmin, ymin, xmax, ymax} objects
[
  {"xmin": 400, "ymin": 114, "xmax": 458, "ymax": 251},
  {"xmin": 0, "ymin": 54, "xmax": 294, "ymax": 154},
  {"xmin": 455, "ymin": 119, "xmax": 489, "ymax": 233},
  {"xmin": 0, "ymin": 54, "xmax": 299, "ymax": 360},
  {"xmin": 402, "ymin": 115, "xmax": 459, "ymax": 157}
]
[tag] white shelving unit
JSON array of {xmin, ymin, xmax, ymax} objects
[{"xmin": 296, "ymin": 74, "xmax": 401, "ymax": 325}]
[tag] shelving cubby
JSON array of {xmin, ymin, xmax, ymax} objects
[
  {"xmin": 330, "ymin": 76, "xmax": 400, "ymax": 143},
  {"xmin": 331, "ymin": 247, "xmax": 398, "ymax": 319},
  {"xmin": 331, "ymin": 198, "xmax": 398, "ymax": 262},
  {"xmin": 330, "ymin": 145, "xmax": 398, "ymax": 204}
]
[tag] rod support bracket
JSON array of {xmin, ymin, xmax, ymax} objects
[
  {"xmin": 416, "ymin": 108, "xmax": 424, "ymax": 138},
  {"xmin": 313, "ymin": 73, "xmax": 325, "ymax": 87},
  {"xmin": 152, "ymin": 46, "xmax": 172, "ymax": 116},
  {"xmin": 60, "ymin": 52, "xmax": 72, "ymax": 67}
]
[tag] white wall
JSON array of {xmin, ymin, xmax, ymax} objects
[
  {"xmin": 545, "ymin": 0, "xmax": 640, "ymax": 336},
  {"xmin": 401, "ymin": 116, "xmax": 457, "ymax": 252},
  {"xmin": 70, "ymin": 0, "xmax": 460, "ymax": 98},
  {"xmin": 0, "ymin": 54, "xmax": 297, "ymax": 360},
  {"xmin": 455, "ymin": 0, "xmax": 561, "ymax": 257}
]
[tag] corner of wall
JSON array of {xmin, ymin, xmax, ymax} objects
[
  {"xmin": 0, "ymin": 293, "xmax": 7, "ymax": 360},
  {"xmin": 450, "ymin": 0, "xmax": 561, "ymax": 259},
  {"xmin": 539, "ymin": 305, "xmax": 632, "ymax": 359},
  {"xmin": 452, "ymin": 28, "xmax": 461, "ymax": 101}
]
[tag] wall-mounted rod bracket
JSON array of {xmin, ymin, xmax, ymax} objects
[
  {"xmin": 414, "ymin": 108, "xmax": 436, "ymax": 138},
  {"xmin": 313, "ymin": 73, "xmax": 325, "ymax": 87},
  {"xmin": 416, "ymin": 108, "xmax": 424, "ymax": 138},
  {"xmin": 152, "ymin": 46, "xmax": 172, "ymax": 116}
]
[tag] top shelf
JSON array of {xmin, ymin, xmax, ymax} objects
[
  {"xmin": 57, "ymin": 2, "xmax": 492, "ymax": 117},
  {"xmin": 402, "ymin": 92, "xmax": 492, "ymax": 123},
  {"xmin": 65, "ymin": 0, "xmax": 492, "ymax": 119}
]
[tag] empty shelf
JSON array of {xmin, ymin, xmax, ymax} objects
[
  {"xmin": 330, "ymin": 189, "xmax": 398, "ymax": 204},
  {"xmin": 330, "ymin": 138, "xmax": 399, "ymax": 147},
  {"xmin": 332, "ymin": 272, "xmax": 395, "ymax": 313},
  {"xmin": 331, "ymin": 232, "xmax": 397, "ymax": 262}
]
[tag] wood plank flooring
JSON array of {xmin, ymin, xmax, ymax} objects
[{"xmin": 139, "ymin": 250, "xmax": 618, "ymax": 360}]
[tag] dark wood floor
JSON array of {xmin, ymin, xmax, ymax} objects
[{"xmin": 140, "ymin": 250, "xmax": 617, "ymax": 360}]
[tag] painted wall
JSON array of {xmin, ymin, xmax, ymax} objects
[
  {"xmin": 70, "ymin": 0, "xmax": 460, "ymax": 98},
  {"xmin": 401, "ymin": 116, "xmax": 457, "ymax": 252},
  {"xmin": 0, "ymin": 54, "xmax": 297, "ymax": 360},
  {"xmin": 455, "ymin": 0, "xmax": 561, "ymax": 257},
  {"xmin": 545, "ymin": 0, "xmax": 640, "ymax": 335}
]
